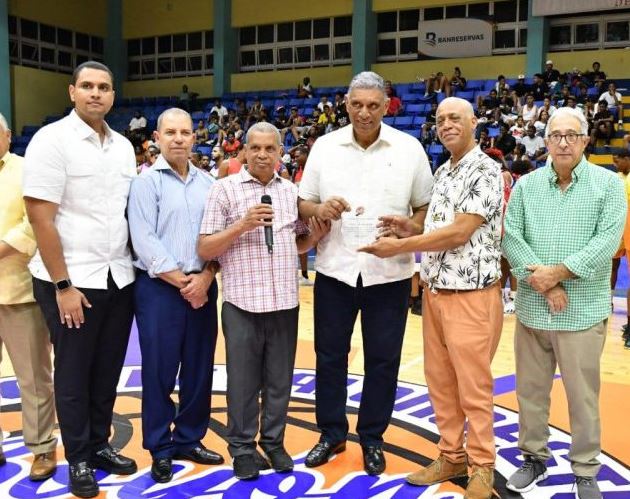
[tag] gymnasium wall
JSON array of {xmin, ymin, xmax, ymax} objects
[
  {"xmin": 122, "ymin": 0, "xmax": 214, "ymax": 38},
  {"xmin": 123, "ymin": 75, "xmax": 214, "ymax": 99},
  {"xmin": 545, "ymin": 48, "xmax": 630, "ymax": 79},
  {"xmin": 231, "ymin": 0, "xmax": 352, "ymax": 27},
  {"xmin": 8, "ymin": 0, "xmax": 107, "ymax": 35}
]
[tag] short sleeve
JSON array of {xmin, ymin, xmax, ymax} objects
[
  {"xmin": 298, "ymin": 140, "xmax": 322, "ymax": 203},
  {"xmin": 409, "ymin": 143, "xmax": 434, "ymax": 208},
  {"xmin": 22, "ymin": 128, "xmax": 66, "ymax": 204},
  {"xmin": 456, "ymin": 162, "xmax": 503, "ymax": 222},
  {"xmin": 200, "ymin": 180, "xmax": 230, "ymax": 235}
]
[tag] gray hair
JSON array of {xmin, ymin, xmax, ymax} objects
[
  {"xmin": 348, "ymin": 71, "xmax": 386, "ymax": 95},
  {"xmin": 156, "ymin": 107, "xmax": 193, "ymax": 131},
  {"xmin": 437, "ymin": 97, "xmax": 475, "ymax": 118},
  {"xmin": 0, "ymin": 112, "xmax": 9, "ymax": 132},
  {"xmin": 545, "ymin": 106, "xmax": 589, "ymax": 137},
  {"xmin": 246, "ymin": 121, "xmax": 282, "ymax": 145}
]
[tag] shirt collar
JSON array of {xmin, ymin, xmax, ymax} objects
[
  {"xmin": 446, "ymin": 145, "xmax": 481, "ymax": 174},
  {"xmin": 68, "ymin": 109, "xmax": 113, "ymax": 143},
  {"xmin": 153, "ymin": 154, "xmax": 198, "ymax": 178},
  {"xmin": 337, "ymin": 122, "xmax": 395, "ymax": 149},
  {"xmin": 237, "ymin": 166, "xmax": 282, "ymax": 186},
  {"xmin": 547, "ymin": 154, "xmax": 588, "ymax": 185}
]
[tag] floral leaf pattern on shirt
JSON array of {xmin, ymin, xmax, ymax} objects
[{"xmin": 420, "ymin": 147, "xmax": 504, "ymax": 290}]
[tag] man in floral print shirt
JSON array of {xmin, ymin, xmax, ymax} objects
[{"xmin": 360, "ymin": 97, "xmax": 504, "ymax": 499}]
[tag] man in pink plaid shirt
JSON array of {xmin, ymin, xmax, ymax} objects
[{"xmin": 198, "ymin": 122, "xmax": 328, "ymax": 481}]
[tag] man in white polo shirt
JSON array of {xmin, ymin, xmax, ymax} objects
[
  {"xmin": 298, "ymin": 71, "xmax": 433, "ymax": 476},
  {"xmin": 23, "ymin": 61, "xmax": 137, "ymax": 499}
]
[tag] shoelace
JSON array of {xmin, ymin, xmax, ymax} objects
[
  {"xmin": 73, "ymin": 465, "xmax": 94, "ymax": 477},
  {"xmin": 516, "ymin": 460, "xmax": 535, "ymax": 474},
  {"xmin": 576, "ymin": 476, "xmax": 594, "ymax": 486}
]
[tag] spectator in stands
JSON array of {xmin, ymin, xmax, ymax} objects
[
  {"xmin": 589, "ymin": 100, "xmax": 615, "ymax": 148},
  {"xmin": 199, "ymin": 154, "xmax": 211, "ymax": 173},
  {"xmin": 511, "ymin": 143, "xmax": 529, "ymax": 162},
  {"xmin": 477, "ymin": 129, "xmax": 491, "ymax": 151},
  {"xmin": 495, "ymin": 74, "xmax": 510, "ymax": 95},
  {"xmin": 234, "ymin": 99, "xmax": 247, "ymax": 122},
  {"xmin": 23, "ymin": 61, "xmax": 137, "ymax": 499},
  {"xmin": 218, "ymin": 143, "xmax": 246, "ymax": 178},
  {"xmin": 273, "ymin": 106, "xmax": 288, "ymax": 129},
  {"xmin": 360, "ymin": 97, "xmax": 503, "ymax": 499},
  {"xmin": 503, "ymin": 107, "xmax": 625, "ymax": 499},
  {"xmin": 334, "ymin": 95, "xmax": 350, "ymax": 128},
  {"xmin": 333, "ymin": 91, "xmax": 345, "ymax": 114},
  {"xmin": 0, "ymin": 112, "xmax": 58, "ymax": 483},
  {"xmin": 281, "ymin": 107, "xmax": 306, "ymax": 143},
  {"xmin": 512, "ymin": 74, "xmax": 529, "ymax": 101},
  {"xmin": 209, "ymin": 99, "xmax": 228, "ymax": 122},
  {"xmin": 207, "ymin": 145, "xmax": 223, "ymax": 179},
  {"xmin": 246, "ymin": 97, "xmax": 266, "ymax": 129},
  {"xmin": 424, "ymin": 72, "xmax": 451, "ymax": 97},
  {"xmin": 479, "ymin": 89, "xmax": 500, "ymax": 112},
  {"xmin": 222, "ymin": 131, "xmax": 241, "ymax": 157},
  {"xmin": 600, "ymin": 81, "xmax": 624, "ymax": 128},
  {"xmin": 498, "ymin": 89, "xmax": 515, "ymax": 116},
  {"xmin": 538, "ymin": 97, "xmax": 557, "ymax": 118},
  {"xmin": 493, "ymin": 122, "xmax": 517, "ymax": 156},
  {"xmin": 449, "ymin": 66, "xmax": 466, "ymax": 93},
  {"xmin": 543, "ymin": 59, "xmax": 561, "ymax": 88},
  {"xmin": 534, "ymin": 109, "xmax": 550, "ymax": 137},
  {"xmin": 179, "ymin": 84, "xmax": 198, "ymax": 112},
  {"xmin": 576, "ymin": 85, "xmax": 593, "ymax": 107},
  {"xmin": 530, "ymin": 73, "xmax": 549, "ymax": 101},
  {"xmin": 127, "ymin": 108, "xmax": 222, "ymax": 484},
  {"xmin": 586, "ymin": 61, "xmax": 607, "ymax": 90},
  {"xmin": 298, "ymin": 76, "xmax": 314, "ymax": 98},
  {"xmin": 565, "ymin": 95, "xmax": 578, "ymax": 110},
  {"xmin": 421, "ymin": 102, "xmax": 438, "ymax": 145},
  {"xmin": 128, "ymin": 110, "xmax": 147, "ymax": 137},
  {"xmin": 385, "ymin": 84, "xmax": 403, "ymax": 117},
  {"xmin": 195, "ymin": 120, "xmax": 209, "ymax": 145},
  {"xmin": 299, "ymin": 71, "xmax": 432, "ymax": 477},
  {"xmin": 509, "ymin": 115, "xmax": 527, "ymax": 142},
  {"xmin": 189, "ymin": 151, "xmax": 202, "ymax": 167},
  {"xmin": 520, "ymin": 94, "xmax": 538, "ymax": 124},
  {"xmin": 318, "ymin": 105, "xmax": 336, "ymax": 134},
  {"xmin": 206, "ymin": 114, "xmax": 221, "ymax": 145},
  {"xmin": 521, "ymin": 124, "xmax": 547, "ymax": 161},
  {"xmin": 317, "ymin": 95, "xmax": 332, "ymax": 113},
  {"xmin": 197, "ymin": 122, "xmax": 327, "ymax": 480},
  {"xmin": 138, "ymin": 146, "xmax": 159, "ymax": 173},
  {"xmin": 555, "ymin": 85, "xmax": 571, "ymax": 107}
]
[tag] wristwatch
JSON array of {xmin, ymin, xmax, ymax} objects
[{"xmin": 54, "ymin": 279, "xmax": 73, "ymax": 292}]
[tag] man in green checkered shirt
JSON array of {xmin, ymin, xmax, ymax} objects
[{"xmin": 502, "ymin": 107, "xmax": 626, "ymax": 499}]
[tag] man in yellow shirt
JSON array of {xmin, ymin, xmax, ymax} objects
[
  {"xmin": 0, "ymin": 113, "xmax": 57, "ymax": 480},
  {"xmin": 612, "ymin": 150, "xmax": 630, "ymax": 349}
]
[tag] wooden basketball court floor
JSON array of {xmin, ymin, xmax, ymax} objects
[{"xmin": 0, "ymin": 268, "xmax": 629, "ymax": 498}]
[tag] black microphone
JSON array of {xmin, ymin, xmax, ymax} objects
[{"xmin": 261, "ymin": 194, "xmax": 273, "ymax": 254}]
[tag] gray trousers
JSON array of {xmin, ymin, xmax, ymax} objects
[
  {"xmin": 515, "ymin": 319, "xmax": 606, "ymax": 477},
  {"xmin": 222, "ymin": 302, "xmax": 298, "ymax": 457}
]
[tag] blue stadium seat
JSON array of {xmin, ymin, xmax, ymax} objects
[
  {"xmin": 428, "ymin": 144, "xmax": 444, "ymax": 155},
  {"xmin": 406, "ymin": 104, "xmax": 424, "ymax": 114},
  {"xmin": 383, "ymin": 117, "xmax": 396, "ymax": 126},
  {"xmin": 394, "ymin": 116, "xmax": 413, "ymax": 128},
  {"xmin": 466, "ymin": 80, "xmax": 485, "ymax": 91},
  {"xmin": 413, "ymin": 116, "xmax": 427, "ymax": 126},
  {"xmin": 404, "ymin": 129, "xmax": 421, "ymax": 139},
  {"xmin": 191, "ymin": 111, "xmax": 205, "ymax": 121},
  {"xmin": 401, "ymin": 93, "xmax": 421, "ymax": 103},
  {"xmin": 487, "ymin": 127, "xmax": 500, "ymax": 138},
  {"xmin": 395, "ymin": 83, "xmax": 411, "ymax": 95},
  {"xmin": 456, "ymin": 90, "xmax": 475, "ymax": 101}
]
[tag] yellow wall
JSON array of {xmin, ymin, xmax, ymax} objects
[
  {"xmin": 232, "ymin": 0, "xmax": 352, "ymax": 27},
  {"xmin": 123, "ymin": 0, "xmax": 214, "ymax": 38},
  {"xmin": 373, "ymin": 54, "xmax": 526, "ymax": 83},
  {"xmin": 231, "ymin": 66, "xmax": 353, "ymax": 93},
  {"xmin": 546, "ymin": 49, "xmax": 630, "ymax": 79},
  {"xmin": 10, "ymin": 66, "xmax": 71, "ymax": 134},
  {"xmin": 8, "ymin": 0, "xmax": 107, "ymax": 35},
  {"xmin": 123, "ymin": 76, "xmax": 215, "ymax": 99},
  {"xmin": 373, "ymin": 0, "xmax": 493, "ymax": 10}
]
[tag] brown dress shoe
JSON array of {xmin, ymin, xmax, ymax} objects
[
  {"xmin": 406, "ymin": 454, "xmax": 468, "ymax": 486},
  {"xmin": 464, "ymin": 465, "xmax": 495, "ymax": 499},
  {"xmin": 29, "ymin": 450, "xmax": 57, "ymax": 481}
]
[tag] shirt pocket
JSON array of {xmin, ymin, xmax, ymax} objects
[{"xmin": 64, "ymin": 162, "xmax": 98, "ymax": 201}]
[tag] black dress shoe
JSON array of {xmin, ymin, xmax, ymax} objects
[
  {"xmin": 151, "ymin": 457, "xmax": 173, "ymax": 483},
  {"xmin": 0, "ymin": 447, "xmax": 6, "ymax": 466},
  {"xmin": 362, "ymin": 446, "xmax": 386, "ymax": 476},
  {"xmin": 90, "ymin": 446, "xmax": 137, "ymax": 475},
  {"xmin": 233, "ymin": 454, "xmax": 259, "ymax": 480},
  {"xmin": 264, "ymin": 447, "xmax": 294, "ymax": 472},
  {"xmin": 305, "ymin": 441, "xmax": 346, "ymax": 468},
  {"xmin": 69, "ymin": 462, "xmax": 98, "ymax": 498},
  {"xmin": 253, "ymin": 450, "xmax": 271, "ymax": 471},
  {"xmin": 174, "ymin": 445, "xmax": 224, "ymax": 465}
]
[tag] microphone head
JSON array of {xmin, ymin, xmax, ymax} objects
[{"xmin": 261, "ymin": 194, "xmax": 272, "ymax": 205}]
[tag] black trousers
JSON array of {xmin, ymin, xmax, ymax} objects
[
  {"xmin": 33, "ymin": 273, "xmax": 134, "ymax": 464},
  {"xmin": 313, "ymin": 272, "xmax": 410, "ymax": 446}
]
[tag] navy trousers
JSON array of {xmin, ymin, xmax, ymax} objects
[
  {"xmin": 134, "ymin": 271, "xmax": 218, "ymax": 458},
  {"xmin": 313, "ymin": 272, "xmax": 410, "ymax": 446}
]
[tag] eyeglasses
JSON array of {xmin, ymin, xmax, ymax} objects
[{"xmin": 547, "ymin": 133, "xmax": 584, "ymax": 145}]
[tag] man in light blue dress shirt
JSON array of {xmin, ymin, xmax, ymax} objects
[{"xmin": 127, "ymin": 108, "xmax": 223, "ymax": 483}]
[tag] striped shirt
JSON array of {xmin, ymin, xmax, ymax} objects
[
  {"xmin": 502, "ymin": 156, "xmax": 626, "ymax": 331},
  {"xmin": 199, "ymin": 168, "xmax": 308, "ymax": 313},
  {"xmin": 127, "ymin": 155, "xmax": 215, "ymax": 276}
]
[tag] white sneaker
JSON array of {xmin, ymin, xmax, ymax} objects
[
  {"xmin": 504, "ymin": 299, "xmax": 515, "ymax": 314},
  {"xmin": 299, "ymin": 277, "xmax": 313, "ymax": 286}
]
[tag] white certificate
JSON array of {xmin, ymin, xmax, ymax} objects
[{"xmin": 341, "ymin": 215, "xmax": 379, "ymax": 249}]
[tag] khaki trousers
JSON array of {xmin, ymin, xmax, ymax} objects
[
  {"xmin": 514, "ymin": 319, "xmax": 605, "ymax": 477},
  {"xmin": 0, "ymin": 303, "xmax": 57, "ymax": 454},
  {"xmin": 422, "ymin": 283, "xmax": 503, "ymax": 467}
]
